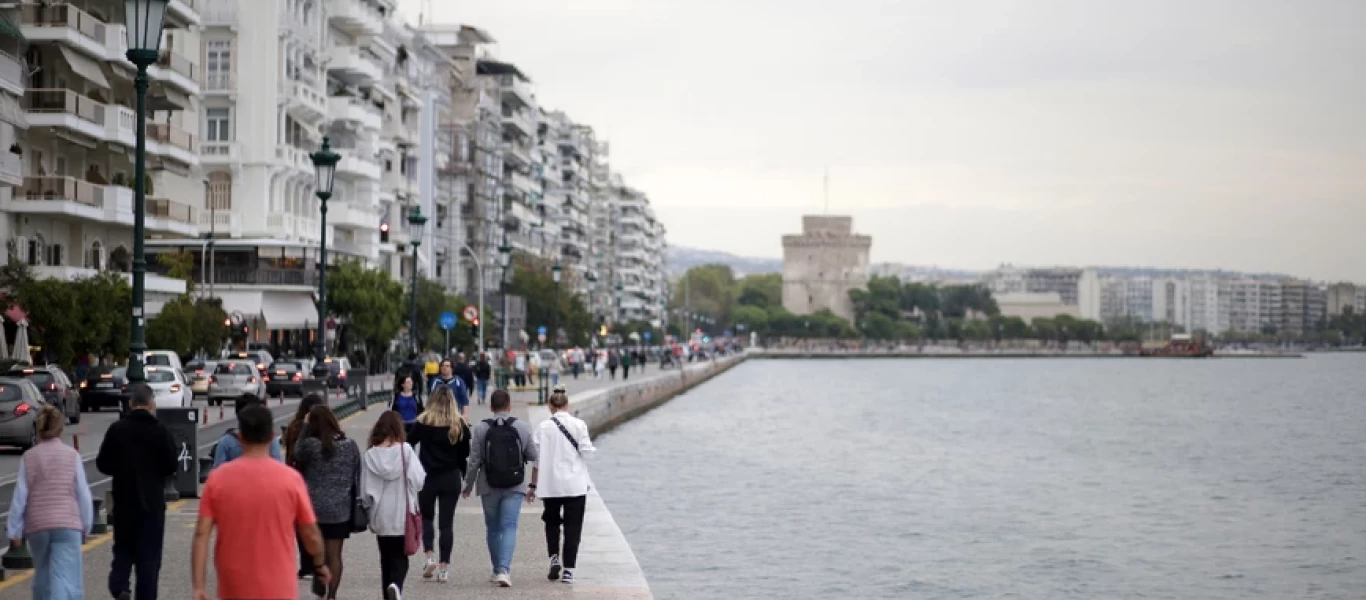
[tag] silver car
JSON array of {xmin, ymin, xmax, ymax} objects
[
  {"xmin": 207, "ymin": 361, "xmax": 265, "ymax": 406},
  {"xmin": 0, "ymin": 377, "xmax": 46, "ymax": 449}
]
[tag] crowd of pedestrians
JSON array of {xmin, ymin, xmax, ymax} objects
[{"xmin": 4, "ymin": 352, "xmax": 600, "ymax": 600}]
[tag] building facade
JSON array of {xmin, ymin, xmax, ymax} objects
[{"xmin": 781, "ymin": 215, "xmax": 871, "ymax": 322}]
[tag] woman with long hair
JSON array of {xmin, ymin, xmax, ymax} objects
[
  {"xmin": 362, "ymin": 411, "xmax": 425, "ymax": 600},
  {"xmin": 293, "ymin": 405, "xmax": 361, "ymax": 600},
  {"xmin": 285, "ymin": 394, "xmax": 326, "ymax": 578},
  {"xmin": 390, "ymin": 374, "xmax": 423, "ymax": 438},
  {"xmin": 409, "ymin": 385, "xmax": 471, "ymax": 583},
  {"xmin": 7, "ymin": 405, "xmax": 91, "ymax": 599}
]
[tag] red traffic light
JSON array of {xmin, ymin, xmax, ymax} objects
[
  {"xmin": 471, "ymin": 317, "xmax": 480, "ymax": 326},
  {"xmin": 223, "ymin": 318, "xmax": 231, "ymax": 326},
  {"xmin": 379, "ymin": 222, "xmax": 390, "ymax": 232}
]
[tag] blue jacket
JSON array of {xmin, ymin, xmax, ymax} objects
[
  {"xmin": 428, "ymin": 375, "xmax": 470, "ymax": 411},
  {"xmin": 212, "ymin": 433, "xmax": 282, "ymax": 469}
]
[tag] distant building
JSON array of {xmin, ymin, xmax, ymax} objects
[
  {"xmin": 781, "ymin": 216, "xmax": 871, "ymax": 322},
  {"xmin": 995, "ymin": 292, "xmax": 1079, "ymax": 322},
  {"xmin": 983, "ymin": 266, "xmax": 1101, "ymax": 321},
  {"xmin": 1327, "ymin": 283, "xmax": 1357, "ymax": 316}
]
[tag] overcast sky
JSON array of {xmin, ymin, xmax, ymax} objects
[{"xmin": 398, "ymin": 0, "xmax": 1365, "ymax": 282}]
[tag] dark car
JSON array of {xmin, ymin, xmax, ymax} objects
[
  {"xmin": 79, "ymin": 366, "xmax": 131, "ymax": 413},
  {"xmin": 264, "ymin": 361, "xmax": 305, "ymax": 397},
  {"xmin": 322, "ymin": 357, "xmax": 351, "ymax": 390},
  {"xmin": 0, "ymin": 377, "xmax": 47, "ymax": 449},
  {"xmin": 5, "ymin": 365, "xmax": 80, "ymax": 424}
]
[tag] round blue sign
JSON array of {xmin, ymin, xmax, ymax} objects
[
  {"xmin": 643, "ymin": 331, "xmax": 653, "ymax": 341},
  {"xmin": 439, "ymin": 312, "xmax": 457, "ymax": 330},
  {"xmin": 537, "ymin": 325, "xmax": 548, "ymax": 335}
]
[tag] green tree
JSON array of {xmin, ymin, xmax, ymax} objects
[
  {"xmin": 17, "ymin": 277, "xmax": 81, "ymax": 366},
  {"xmin": 670, "ymin": 264, "xmax": 738, "ymax": 327},
  {"xmin": 731, "ymin": 305, "xmax": 769, "ymax": 335},
  {"xmin": 327, "ymin": 260, "xmax": 403, "ymax": 360},
  {"xmin": 73, "ymin": 271, "xmax": 130, "ymax": 360},
  {"xmin": 735, "ymin": 273, "xmax": 782, "ymax": 309}
]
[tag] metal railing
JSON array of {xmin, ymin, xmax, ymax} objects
[
  {"xmin": 20, "ymin": 176, "xmax": 103, "ymax": 208},
  {"xmin": 23, "ymin": 89, "xmax": 101, "ymax": 123}
]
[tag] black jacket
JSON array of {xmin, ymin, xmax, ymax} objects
[
  {"xmin": 452, "ymin": 362, "xmax": 475, "ymax": 392},
  {"xmin": 95, "ymin": 410, "xmax": 177, "ymax": 515},
  {"xmin": 474, "ymin": 360, "xmax": 491, "ymax": 381},
  {"xmin": 409, "ymin": 420, "xmax": 471, "ymax": 477}
]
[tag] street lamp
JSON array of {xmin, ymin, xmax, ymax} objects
[
  {"xmin": 407, "ymin": 205, "xmax": 427, "ymax": 354},
  {"xmin": 122, "ymin": 0, "xmax": 169, "ymax": 385},
  {"xmin": 497, "ymin": 240, "xmax": 512, "ymax": 348},
  {"xmin": 309, "ymin": 138, "xmax": 340, "ymax": 379},
  {"xmin": 551, "ymin": 262, "xmax": 562, "ymax": 349}
]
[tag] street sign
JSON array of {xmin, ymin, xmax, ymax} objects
[
  {"xmin": 643, "ymin": 331, "xmax": 653, "ymax": 341},
  {"xmin": 538, "ymin": 333, "xmax": 547, "ymax": 343},
  {"xmin": 439, "ymin": 311, "xmax": 457, "ymax": 330},
  {"xmin": 537, "ymin": 325, "xmax": 547, "ymax": 335},
  {"xmin": 462, "ymin": 305, "xmax": 479, "ymax": 321}
]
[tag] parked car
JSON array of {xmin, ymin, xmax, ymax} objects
[
  {"xmin": 142, "ymin": 350, "xmax": 184, "ymax": 372},
  {"xmin": 79, "ymin": 366, "xmax": 131, "ymax": 413},
  {"xmin": 0, "ymin": 377, "xmax": 46, "ymax": 449},
  {"xmin": 321, "ymin": 357, "xmax": 352, "ymax": 389},
  {"xmin": 264, "ymin": 361, "xmax": 306, "ymax": 397},
  {"xmin": 4, "ymin": 365, "xmax": 80, "ymax": 425},
  {"xmin": 185, "ymin": 359, "xmax": 217, "ymax": 398},
  {"xmin": 145, "ymin": 366, "xmax": 193, "ymax": 408},
  {"xmin": 207, "ymin": 361, "xmax": 264, "ymax": 406}
]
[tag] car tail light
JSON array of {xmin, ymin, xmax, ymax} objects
[
  {"xmin": 170, "ymin": 384, "xmax": 181, "ymax": 393},
  {"xmin": 247, "ymin": 376, "xmax": 257, "ymax": 383},
  {"xmin": 263, "ymin": 376, "xmax": 271, "ymax": 382},
  {"xmin": 79, "ymin": 381, "xmax": 88, "ymax": 389},
  {"xmin": 14, "ymin": 402, "xmax": 31, "ymax": 416},
  {"xmin": 256, "ymin": 363, "xmax": 265, "ymax": 372},
  {"xmin": 209, "ymin": 375, "xmax": 217, "ymax": 384},
  {"xmin": 45, "ymin": 383, "xmax": 57, "ymax": 392},
  {"xmin": 338, "ymin": 369, "xmax": 347, "ymax": 377},
  {"xmin": 194, "ymin": 369, "xmax": 204, "ymax": 376},
  {"xmin": 292, "ymin": 374, "xmax": 302, "ymax": 382}
]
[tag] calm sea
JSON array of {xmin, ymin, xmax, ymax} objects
[{"xmin": 591, "ymin": 355, "xmax": 1366, "ymax": 599}]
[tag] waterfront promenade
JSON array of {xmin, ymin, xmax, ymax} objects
[{"xmin": 0, "ymin": 358, "xmax": 744, "ymax": 599}]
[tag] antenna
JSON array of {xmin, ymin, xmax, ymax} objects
[{"xmin": 823, "ymin": 167, "xmax": 829, "ymax": 214}]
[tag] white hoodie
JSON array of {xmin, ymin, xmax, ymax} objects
[{"xmin": 360, "ymin": 443, "xmax": 425, "ymax": 536}]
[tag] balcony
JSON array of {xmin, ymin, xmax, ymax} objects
[
  {"xmin": 509, "ymin": 172, "xmax": 539, "ymax": 193},
  {"xmin": 203, "ymin": 72, "xmax": 233, "ymax": 93},
  {"xmin": 155, "ymin": 50, "xmax": 200, "ymax": 95},
  {"xmin": 335, "ymin": 154, "xmax": 381, "ymax": 181},
  {"xmin": 498, "ymin": 74, "xmax": 534, "ymax": 108},
  {"xmin": 33, "ymin": 266, "xmax": 187, "ymax": 296},
  {"xmin": 327, "ymin": 96, "xmax": 381, "ymax": 130},
  {"xmin": 503, "ymin": 141, "xmax": 532, "ymax": 167},
  {"xmin": 331, "ymin": 202, "xmax": 380, "ymax": 231},
  {"xmin": 0, "ymin": 153, "xmax": 21, "ymax": 187},
  {"xmin": 146, "ymin": 124, "xmax": 197, "ymax": 165},
  {"xmin": 501, "ymin": 110, "xmax": 535, "ymax": 137},
  {"xmin": 276, "ymin": 145, "xmax": 311, "ymax": 172},
  {"xmin": 18, "ymin": 5, "xmax": 111, "ymax": 59},
  {"xmin": 147, "ymin": 198, "xmax": 198, "ymax": 237},
  {"xmin": 24, "ymin": 88, "xmax": 104, "ymax": 139},
  {"xmin": 199, "ymin": 209, "xmax": 242, "ymax": 237},
  {"xmin": 0, "ymin": 50, "xmax": 23, "ymax": 97},
  {"xmin": 328, "ymin": 0, "xmax": 383, "ymax": 37},
  {"xmin": 200, "ymin": 141, "xmax": 240, "ymax": 165},
  {"xmin": 200, "ymin": 1, "xmax": 237, "ymax": 27},
  {"xmin": 327, "ymin": 45, "xmax": 381, "ymax": 84},
  {"xmin": 286, "ymin": 82, "xmax": 328, "ymax": 123},
  {"xmin": 166, "ymin": 0, "xmax": 202, "ymax": 28},
  {"xmin": 202, "ymin": 267, "xmax": 317, "ymax": 287}
]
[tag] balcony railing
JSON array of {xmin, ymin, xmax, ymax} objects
[
  {"xmin": 147, "ymin": 124, "xmax": 196, "ymax": 151},
  {"xmin": 203, "ymin": 72, "xmax": 232, "ymax": 91},
  {"xmin": 148, "ymin": 198, "xmax": 195, "ymax": 224},
  {"xmin": 157, "ymin": 51, "xmax": 196, "ymax": 80},
  {"xmin": 19, "ymin": 5, "xmax": 106, "ymax": 44},
  {"xmin": 0, "ymin": 50, "xmax": 24, "ymax": 91},
  {"xmin": 149, "ymin": 265, "xmax": 318, "ymax": 287},
  {"xmin": 20, "ymin": 176, "xmax": 102, "ymax": 208},
  {"xmin": 23, "ymin": 89, "xmax": 101, "ymax": 123}
]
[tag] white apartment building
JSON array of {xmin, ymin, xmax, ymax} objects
[
  {"xmin": 7, "ymin": 0, "xmax": 204, "ymax": 313},
  {"xmin": 982, "ymin": 266, "xmax": 1101, "ymax": 321},
  {"xmin": 537, "ymin": 109, "xmax": 593, "ymax": 290},
  {"xmin": 611, "ymin": 183, "xmax": 666, "ymax": 325}
]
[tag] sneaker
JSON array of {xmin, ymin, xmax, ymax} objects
[
  {"xmin": 116, "ymin": 593, "xmax": 131, "ymax": 600},
  {"xmin": 548, "ymin": 554, "xmax": 562, "ymax": 580},
  {"xmin": 561, "ymin": 568, "xmax": 575, "ymax": 584},
  {"xmin": 422, "ymin": 557, "xmax": 437, "ymax": 579},
  {"xmin": 437, "ymin": 569, "xmax": 450, "ymax": 583},
  {"xmin": 494, "ymin": 572, "xmax": 512, "ymax": 587},
  {"xmin": 385, "ymin": 582, "xmax": 402, "ymax": 600},
  {"xmin": 489, "ymin": 571, "xmax": 500, "ymax": 583}
]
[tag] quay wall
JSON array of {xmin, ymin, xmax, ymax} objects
[{"xmin": 567, "ymin": 353, "xmax": 748, "ymax": 434}]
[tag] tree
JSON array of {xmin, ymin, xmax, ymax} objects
[
  {"xmin": 670, "ymin": 264, "xmax": 738, "ymax": 327},
  {"xmin": 736, "ymin": 273, "xmax": 782, "ymax": 309},
  {"xmin": 731, "ymin": 305, "xmax": 769, "ymax": 335},
  {"xmin": 17, "ymin": 277, "xmax": 81, "ymax": 366},
  {"xmin": 327, "ymin": 260, "xmax": 403, "ymax": 361},
  {"xmin": 75, "ymin": 271, "xmax": 131, "ymax": 360},
  {"xmin": 506, "ymin": 254, "xmax": 594, "ymax": 348}
]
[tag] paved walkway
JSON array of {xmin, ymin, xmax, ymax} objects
[{"xmin": 0, "ymin": 369, "xmax": 656, "ymax": 599}]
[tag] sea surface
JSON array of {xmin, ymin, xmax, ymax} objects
[{"xmin": 591, "ymin": 355, "xmax": 1366, "ymax": 599}]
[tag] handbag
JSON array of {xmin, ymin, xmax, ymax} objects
[
  {"xmin": 400, "ymin": 444, "xmax": 422, "ymax": 555},
  {"xmin": 350, "ymin": 443, "xmax": 368, "ymax": 533}
]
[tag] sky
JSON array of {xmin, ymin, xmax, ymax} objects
[{"xmin": 398, "ymin": 0, "xmax": 1366, "ymax": 282}]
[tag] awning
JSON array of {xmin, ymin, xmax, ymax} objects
[
  {"xmin": 215, "ymin": 291, "xmax": 264, "ymax": 321},
  {"xmin": 59, "ymin": 47, "xmax": 110, "ymax": 89},
  {"xmin": 0, "ymin": 93, "xmax": 27, "ymax": 129},
  {"xmin": 149, "ymin": 84, "xmax": 190, "ymax": 112},
  {"xmin": 261, "ymin": 292, "xmax": 318, "ymax": 331}
]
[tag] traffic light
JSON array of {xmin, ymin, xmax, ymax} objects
[
  {"xmin": 380, "ymin": 221, "xmax": 390, "ymax": 243},
  {"xmin": 470, "ymin": 317, "xmax": 479, "ymax": 339}
]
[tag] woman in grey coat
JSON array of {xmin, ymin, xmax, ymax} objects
[{"xmin": 294, "ymin": 405, "xmax": 361, "ymax": 600}]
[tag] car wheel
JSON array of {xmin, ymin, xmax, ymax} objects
[{"xmin": 69, "ymin": 410, "xmax": 81, "ymax": 425}]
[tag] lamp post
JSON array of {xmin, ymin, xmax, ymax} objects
[
  {"xmin": 459, "ymin": 243, "xmax": 485, "ymax": 355},
  {"xmin": 407, "ymin": 206, "xmax": 427, "ymax": 354},
  {"xmin": 309, "ymin": 138, "xmax": 340, "ymax": 379},
  {"xmin": 551, "ymin": 262, "xmax": 562, "ymax": 349},
  {"xmin": 497, "ymin": 238, "xmax": 512, "ymax": 349},
  {"xmin": 122, "ymin": 0, "xmax": 169, "ymax": 385}
]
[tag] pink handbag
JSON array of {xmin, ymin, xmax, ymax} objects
[{"xmin": 400, "ymin": 445, "xmax": 422, "ymax": 555}]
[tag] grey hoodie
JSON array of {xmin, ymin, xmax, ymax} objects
[{"xmin": 360, "ymin": 443, "xmax": 425, "ymax": 536}]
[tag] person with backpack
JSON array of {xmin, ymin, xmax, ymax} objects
[
  {"xmin": 528, "ymin": 387, "xmax": 596, "ymax": 584},
  {"xmin": 427, "ymin": 359, "xmax": 470, "ymax": 417},
  {"xmin": 212, "ymin": 394, "xmax": 282, "ymax": 468},
  {"xmin": 462, "ymin": 389, "xmax": 538, "ymax": 587}
]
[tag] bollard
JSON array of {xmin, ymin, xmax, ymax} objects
[
  {"xmin": 202, "ymin": 408, "xmax": 208, "ymax": 425},
  {"xmin": 279, "ymin": 391, "xmax": 284, "ymax": 406},
  {"xmin": 218, "ymin": 403, "xmax": 224, "ymax": 420},
  {"xmin": 1, "ymin": 541, "xmax": 32, "ymax": 570},
  {"xmin": 72, "ymin": 433, "xmax": 79, "ymax": 452},
  {"xmin": 90, "ymin": 497, "xmax": 109, "ymax": 534}
]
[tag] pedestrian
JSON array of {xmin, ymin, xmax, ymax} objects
[
  {"xmin": 95, "ymin": 384, "xmax": 177, "ymax": 600},
  {"xmin": 569, "ymin": 347, "xmax": 582, "ymax": 380},
  {"xmin": 362, "ymin": 411, "xmax": 426, "ymax": 600},
  {"xmin": 462, "ymin": 389, "xmax": 538, "ymax": 587},
  {"xmin": 192, "ymin": 404, "xmax": 330, "ymax": 600},
  {"xmin": 7, "ymin": 405, "xmax": 92, "ymax": 600},
  {"xmin": 389, "ymin": 374, "xmax": 423, "ymax": 438},
  {"xmin": 212, "ymin": 394, "xmax": 283, "ymax": 468},
  {"xmin": 529, "ymin": 387, "xmax": 596, "ymax": 584},
  {"xmin": 513, "ymin": 351, "xmax": 528, "ymax": 387},
  {"xmin": 283, "ymin": 394, "xmax": 326, "ymax": 578},
  {"xmin": 593, "ymin": 351, "xmax": 605, "ymax": 379},
  {"xmin": 621, "ymin": 348, "xmax": 632, "ymax": 380},
  {"xmin": 293, "ymin": 405, "xmax": 362, "ymax": 600},
  {"xmin": 474, "ymin": 353, "xmax": 492, "ymax": 405},
  {"xmin": 528, "ymin": 350, "xmax": 541, "ymax": 385},
  {"xmin": 636, "ymin": 348, "xmax": 647, "ymax": 373},
  {"xmin": 547, "ymin": 350, "xmax": 562, "ymax": 387},
  {"xmin": 428, "ymin": 358, "xmax": 471, "ymax": 417},
  {"xmin": 409, "ymin": 386, "xmax": 471, "ymax": 584},
  {"xmin": 607, "ymin": 349, "xmax": 619, "ymax": 380},
  {"xmin": 452, "ymin": 352, "xmax": 475, "ymax": 400}
]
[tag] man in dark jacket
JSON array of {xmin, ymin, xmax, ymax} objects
[
  {"xmin": 452, "ymin": 351, "xmax": 475, "ymax": 396},
  {"xmin": 96, "ymin": 383, "xmax": 178, "ymax": 600}
]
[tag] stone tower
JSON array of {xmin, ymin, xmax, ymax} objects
[{"xmin": 781, "ymin": 216, "xmax": 872, "ymax": 322}]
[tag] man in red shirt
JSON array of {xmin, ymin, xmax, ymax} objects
[{"xmin": 191, "ymin": 404, "xmax": 330, "ymax": 600}]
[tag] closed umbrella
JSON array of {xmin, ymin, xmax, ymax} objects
[{"xmin": 11, "ymin": 320, "xmax": 29, "ymax": 364}]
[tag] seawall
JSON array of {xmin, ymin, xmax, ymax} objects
[{"xmin": 566, "ymin": 353, "xmax": 748, "ymax": 434}]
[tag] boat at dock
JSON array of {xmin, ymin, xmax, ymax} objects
[{"xmin": 1139, "ymin": 334, "xmax": 1214, "ymax": 358}]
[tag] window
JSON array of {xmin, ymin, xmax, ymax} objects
[
  {"xmin": 46, "ymin": 243, "xmax": 63, "ymax": 267},
  {"xmin": 205, "ymin": 108, "xmax": 231, "ymax": 142},
  {"xmin": 26, "ymin": 235, "xmax": 44, "ymax": 266},
  {"xmin": 206, "ymin": 40, "xmax": 232, "ymax": 89}
]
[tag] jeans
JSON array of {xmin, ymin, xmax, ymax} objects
[
  {"xmin": 376, "ymin": 536, "xmax": 408, "ymax": 594},
  {"xmin": 480, "ymin": 489, "xmax": 525, "ymax": 574},
  {"xmin": 622, "ymin": 365, "xmax": 630, "ymax": 380},
  {"xmin": 419, "ymin": 470, "xmax": 462, "ymax": 563},
  {"xmin": 476, "ymin": 379, "xmax": 488, "ymax": 402},
  {"xmin": 542, "ymin": 496, "xmax": 587, "ymax": 569},
  {"xmin": 29, "ymin": 528, "xmax": 83, "ymax": 600},
  {"xmin": 109, "ymin": 509, "xmax": 165, "ymax": 600},
  {"xmin": 551, "ymin": 373, "xmax": 560, "ymax": 386}
]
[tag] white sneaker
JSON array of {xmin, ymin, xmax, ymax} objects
[
  {"xmin": 385, "ymin": 582, "xmax": 402, "ymax": 600},
  {"xmin": 494, "ymin": 572, "xmax": 512, "ymax": 587},
  {"xmin": 561, "ymin": 568, "xmax": 575, "ymax": 584},
  {"xmin": 436, "ymin": 569, "xmax": 450, "ymax": 583},
  {"xmin": 422, "ymin": 557, "xmax": 437, "ymax": 579},
  {"xmin": 489, "ymin": 571, "xmax": 499, "ymax": 583}
]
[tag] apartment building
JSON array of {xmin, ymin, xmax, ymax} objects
[
  {"xmin": 611, "ymin": 183, "xmax": 666, "ymax": 324},
  {"xmin": 1326, "ymin": 282, "xmax": 1357, "ymax": 317},
  {"xmin": 537, "ymin": 109, "xmax": 594, "ymax": 291},
  {"xmin": 983, "ymin": 266, "xmax": 1101, "ymax": 321},
  {"xmin": 6, "ymin": 0, "xmax": 203, "ymax": 313}
]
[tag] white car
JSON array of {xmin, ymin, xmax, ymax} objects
[
  {"xmin": 145, "ymin": 366, "xmax": 192, "ymax": 408},
  {"xmin": 143, "ymin": 350, "xmax": 184, "ymax": 372}
]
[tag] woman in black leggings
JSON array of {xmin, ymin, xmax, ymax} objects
[{"xmin": 407, "ymin": 385, "xmax": 471, "ymax": 583}]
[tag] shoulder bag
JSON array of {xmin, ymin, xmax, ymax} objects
[
  {"xmin": 550, "ymin": 416, "xmax": 580, "ymax": 455},
  {"xmin": 349, "ymin": 440, "xmax": 368, "ymax": 533},
  {"xmin": 400, "ymin": 444, "xmax": 422, "ymax": 555}
]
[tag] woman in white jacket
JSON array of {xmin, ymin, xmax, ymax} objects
[{"xmin": 362, "ymin": 411, "xmax": 425, "ymax": 600}]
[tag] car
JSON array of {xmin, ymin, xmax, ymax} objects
[
  {"xmin": 321, "ymin": 357, "xmax": 352, "ymax": 389},
  {"xmin": 185, "ymin": 360, "xmax": 217, "ymax": 398},
  {"xmin": 79, "ymin": 366, "xmax": 131, "ymax": 413},
  {"xmin": 4, "ymin": 365, "xmax": 80, "ymax": 425},
  {"xmin": 264, "ymin": 361, "xmax": 306, "ymax": 397},
  {"xmin": 223, "ymin": 350, "xmax": 273, "ymax": 377},
  {"xmin": 143, "ymin": 350, "xmax": 184, "ymax": 372},
  {"xmin": 0, "ymin": 377, "xmax": 46, "ymax": 449},
  {"xmin": 207, "ymin": 361, "xmax": 264, "ymax": 406},
  {"xmin": 144, "ymin": 366, "xmax": 193, "ymax": 408}
]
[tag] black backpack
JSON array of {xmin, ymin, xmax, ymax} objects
[{"xmin": 482, "ymin": 417, "xmax": 524, "ymax": 489}]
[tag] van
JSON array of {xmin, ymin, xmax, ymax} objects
[{"xmin": 143, "ymin": 350, "xmax": 184, "ymax": 372}]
